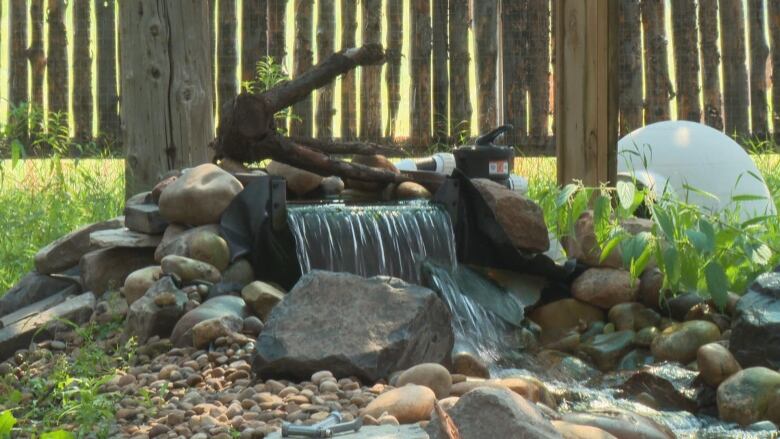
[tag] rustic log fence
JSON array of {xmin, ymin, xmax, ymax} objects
[{"xmin": 0, "ymin": 0, "xmax": 779, "ymax": 155}]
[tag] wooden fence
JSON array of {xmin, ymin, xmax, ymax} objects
[{"xmin": 0, "ymin": 0, "xmax": 778, "ymax": 155}]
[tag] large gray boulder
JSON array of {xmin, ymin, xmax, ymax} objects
[
  {"xmin": 425, "ymin": 387, "xmax": 562, "ymax": 439},
  {"xmin": 730, "ymin": 272, "xmax": 780, "ymax": 369},
  {"xmin": 254, "ymin": 271, "xmax": 453, "ymax": 382},
  {"xmin": 125, "ymin": 276, "xmax": 188, "ymax": 343}
]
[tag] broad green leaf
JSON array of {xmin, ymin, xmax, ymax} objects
[
  {"xmin": 569, "ymin": 189, "xmax": 590, "ymax": 234},
  {"xmin": 0, "ymin": 410, "xmax": 16, "ymax": 438},
  {"xmin": 620, "ymin": 232, "xmax": 651, "ymax": 269},
  {"xmin": 631, "ymin": 237, "xmax": 655, "ymax": 279},
  {"xmin": 682, "ymin": 183, "xmax": 720, "ymax": 202},
  {"xmin": 593, "ymin": 194, "xmax": 612, "ymax": 240},
  {"xmin": 685, "ymin": 229, "xmax": 712, "ymax": 254},
  {"xmin": 680, "ymin": 253, "xmax": 700, "ymax": 291},
  {"xmin": 617, "ymin": 180, "xmax": 636, "ymax": 211},
  {"xmin": 705, "ymin": 262, "xmax": 730, "ymax": 310},
  {"xmin": 556, "ymin": 184, "xmax": 578, "ymax": 208},
  {"xmin": 663, "ymin": 246, "xmax": 681, "ymax": 287},
  {"xmin": 652, "ymin": 207, "xmax": 676, "ymax": 241},
  {"xmin": 40, "ymin": 431, "xmax": 75, "ymax": 439},
  {"xmin": 600, "ymin": 234, "xmax": 624, "ymax": 263}
]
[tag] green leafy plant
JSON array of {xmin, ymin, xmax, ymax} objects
[
  {"xmin": 0, "ymin": 410, "xmax": 16, "ymax": 439},
  {"xmin": 242, "ymin": 56, "xmax": 298, "ymax": 134}
]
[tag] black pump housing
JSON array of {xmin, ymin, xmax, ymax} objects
[{"xmin": 453, "ymin": 125, "xmax": 515, "ymax": 186}]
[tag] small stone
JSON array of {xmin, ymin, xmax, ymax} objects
[
  {"xmin": 396, "ymin": 363, "xmax": 452, "ymax": 399},
  {"xmin": 651, "ymin": 320, "xmax": 721, "ymax": 364},
  {"xmin": 572, "ymin": 268, "xmax": 639, "ymax": 309},
  {"xmin": 242, "ymin": 316, "xmax": 264, "ymax": 336},
  {"xmin": 311, "ymin": 370, "xmax": 334, "ymax": 385},
  {"xmin": 161, "ymin": 255, "xmax": 221, "ymax": 284},
  {"xmin": 361, "ymin": 385, "xmax": 435, "ymax": 424},
  {"xmin": 154, "ymin": 292, "xmax": 178, "ymax": 307},
  {"xmin": 241, "ymin": 281, "xmax": 285, "ymax": 320},
  {"xmin": 697, "ymin": 343, "xmax": 741, "ymax": 387},
  {"xmin": 192, "ymin": 315, "xmax": 244, "ymax": 348}
]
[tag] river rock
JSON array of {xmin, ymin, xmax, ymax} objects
[
  {"xmin": 471, "ymin": 178, "xmax": 550, "ymax": 253},
  {"xmin": 537, "ymin": 350, "xmax": 601, "ymax": 382},
  {"xmin": 159, "ymin": 164, "xmax": 243, "ymax": 225},
  {"xmin": 266, "ymin": 161, "xmax": 323, "ymax": 196},
  {"xmin": 122, "ymin": 266, "xmax": 163, "ymax": 305},
  {"xmin": 425, "ymin": 387, "xmax": 561, "ymax": 439},
  {"xmin": 717, "ymin": 367, "xmax": 780, "ymax": 425},
  {"xmin": 660, "ymin": 292, "xmax": 705, "ymax": 321},
  {"xmin": 171, "ymin": 295, "xmax": 251, "ymax": 347},
  {"xmin": 161, "ymin": 255, "xmax": 221, "ymax": 284},
  {"xmin": 151, "ymin": 174, "xmax": 179, "ymax": 204},
  {"xmin": 552, "ymin": 421, "xmax": 618, "ymax": 439},
  {"xmin": 529, "ymin": 298, "xmax": 605, "ymax": 343},
  {"xmin": 124, "ymin": 203, "xmax": 168, "ymax": 235},
  {"xmin": 241, "ymin": 281, "xmax": 285, "ymax": 320},
  {"xmin": 684, "ymin": 303, "xmax": 730, "ymax": 333},
  {"xmin": 34, "ymin": 217, "xmax": 124, "ymax": 274},
  {"xmin": 222, "ymin": 259, "xmax": 255, "ymax": 287},
  {"xmin": 729, "ymin": 272, "xmax": 780, "ymax": 369},
  {"xmin": 185, "ymin": 229, "xmax": 230, "ymax": 271},
  {"xmin": 125, "ymin": 276, "xmax": 188, "ymax": 343},
  {"xmin": 561, "ymin": 410, "xmax": 674, "ymax": 439},
  {"xmin": 396, "ymin": 182, "xmax": 432, "ymax": 200},
  {"xmin": 396, "ymin": 363, "xmax": 452, "ymax": 399},
  {"xmin": 89, "ymin": 228, "xmax": 162, "ymax": 249},
  {"xmin": 80, "ymin": 247, "xmax": 156, "ymax": 295},
  {"xmin": 634, "ymin": 326, "xmax": 659, "ymax": 347},
  {"xmin": 0, "ymin": 271, "xmax": 74, "ymax": 318},
  {"xmin": 697, "ymin": 343, "xmax": 741, "ymax": 387},
  {"xmin": 608, "ymin": 302, "xmax": 660, "ymax": 332},
  {"xmin": 651, "ymin": 320, "xmax": 721, "ymax": 364},
  {"xmin": 572, "ymin": 268, "xmax": 639, "ymax": 309},
  {"xmin": 192, "ymin": 315, "xmax": 244, "ymax": 348},
  {"xmin": 581, "ymin": 331, "xmax": 636, "ymax": 371},
  {"xmin": 361, "ymin": 385, "xmax": 435, "ymax": 424},
  {"xmin": 617, "ymin": 363, "xmax": 708, "ymax": 412},
  {"xmin": 565, "ymin": 211, "xmax": 653, "ymax": 269},
  {"xmin": 154, "ymin": 224, "xmax": 222, "ymax": 263},
  {"xmin": 254, "ymin": 271, "xmax": 453, "ymax": 382},
  {"xmin": 617, "ymin": 349, "xmax": 655, "ymax": 371},
  {"xmin": 639, "ymin": 268, "xmax": 664, "ymax": 310}
]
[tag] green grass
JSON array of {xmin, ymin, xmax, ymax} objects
[{"xmin": 0, "ymin": 159, "xmax": 124, "ymax": 292}]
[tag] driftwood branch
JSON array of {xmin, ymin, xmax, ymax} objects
[{"xmin": 288, "ymin": 136, "xmax": 408, "ymax": 157}]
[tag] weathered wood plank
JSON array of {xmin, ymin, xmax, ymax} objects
[
  {"xmin": 748, "ymin": 0, "xmax": 769, "ymax": 139},
  {"xmin": 385, "ymin": 0, "xmax": 403, "ymax": 138},
  {"xmin": 411, "ymin": 0, "xmax": 432, "ymax": 144},
  {"xmin": 502, "ymin": 0, "xmax": 528, "ymax": 145},
  {"xmin": 432, "ymin": 0, "xmax": 449, "ymax": 142},
  {"xmin": 528, "ymin": 0, "xmax": 551, "ymax": 142},
  {"xmin": 73, "ymin": 0, "xmax": 94, "ymax": 140},
  {"xmin": 360, "ymin": 0, "xmax": 383, "ymax": 140},
  {"xmin": 241, "ymin": 0, "xmax": 268, "ymax": 83},
  {"xmin": 340, "ymin": 0, "xmax": 358, "ymax": 139},
  {"xmin": 618, "ymin": 0, "xmax": 643, "ymax": 135},
  {"xmin": 700, "ymin": 0, "xmax": 724, "ymax": 131},
  {"xmin": 449, "ymin": 0, "xmax": 471, "ymax": 139},
  {"xmin": 290, "ymin": 0, "xmax": 314, "ymax": 137},
  {"xmin": 720, "ymin": 0, "xmax": 750, "ymax": 136},
  {"xmin": 641, "ymin": 0, "xmax": 672, "ymax": 123},
  {"xmin": 316, "ymin": 0, "xmax": 336, "ymax": 138},
  {"xmin": 268, "ymin": 0, "xmax": 289, "ymax": 64},
  {"xmin": 555, "ymin": 0, "xmax": 618, "ymax": 186},
  {"xmin": 770, "ymin": 0, "xmax": 780, "ymax": 137},
  {"xmin": 48, "ymin": 0, "xmax": 69, "ymax": 114},
  {"xmin": 96, "ymin": 0, "xmax": 121, "ymax": 140},
  {"xmin": 671, "ymin": 0, "xmax": 701, "ymax": 123},
  {"xmin": 9, "ymin": 0, "xmax": 28, "ymax": 111},
  {"xmin": 120, "ymin": 0, "xmax": 214, "ymax": 196},
  {"xmin": 473, "ymin": 0, "xmax": 498, "ymax": 134},
  {"xmin": 218, "ymin": 0, "xmax": 239, "ymax": 116}
]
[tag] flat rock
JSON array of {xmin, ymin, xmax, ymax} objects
[
  {"xmin": 0, "ymin": 271, "xmax": 76, "ymax": 318},
  {"xmin": 254, "ymin": 271, "xmax": 453, "ymax": 382},
  {"xmin": 0, "ymin": 293, "xmax": 95, "ymax": 361},
  {"xmin": 90, "ymin": 228, "xmax": 162, "ymax": 248},
  {"xmin": 124, "ymin": 203, "xmax": 169, "ymax": 235},
  {"xmin": 80, "ymin": 247, "xmax": 156, "ymax": 295},
  {"xmin": 34, "ymin": 217, "xmax": 124, "ymax": 274},
  {"xmin": 730, "ymin": 272, "xmax": 780, "ymax": 369}
]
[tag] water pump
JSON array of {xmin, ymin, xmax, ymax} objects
[{"xmin": 453, "ymin": 125, "xmax": 515, "ymax": 187}]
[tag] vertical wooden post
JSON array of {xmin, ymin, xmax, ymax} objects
[
  {"xmin": 618, "ymin": 0, "xmax": 642, "ymax": 135},
  {"xmin": 120, "ymin": 0, "xmax": 214, "ymax": 196},
  {"xmin": 218, "ymin": 0, "xmax": 239, "ymax": 117},
  {"xmin": 641, "ymin": 0, "xmax": 672, "ymax": 124},
  {"xmin": 360, "ymin": 0, "xmax": 382, "ymax": 140},
  {"xmin": 527, "ymin": 0, "xmax": 550, "ymax": 145},
  {"xmin": 73, "ymin": 0, "xmax": 93, "ymax": 141},
  {"xmin": 385, "ymin": 0, "xmax": 403, "ymax": 138},
  {"xmin": 770, "ymin": 1, "xmax": 780, "ymax": 138},
  {"xmin": 748, "ymin": 0, "xmax": 769, "ymax": 139},
  {"xmin": 47, "ymin": 0, "xmax": 69, "ymax": 115},
  {"xmin": 700, "ymin": 0, "xmax": 724, "ymax": 131},
  {"xmin": 340, "ymin": 0, "xmax": 358, "ymax": 139},
  {"xmin": 671, "ymin": 0, "xmax": 701, "ymax": 123},
  {"xmin": 720, "ymin": 0, "xmax": 749, "ymax": 136},
  {"xmin": 96, "ymin": 0, "xmax": 120, "ymax": 140},
  {"xmin": 555, "ymin": 0, "xmax": 618, "ymax": 186},
  {"xmin": 432, "ymin": 0, "xmax": 449, "ymax": 142},
  {"xmin": 410, "ymin": 0, "xmax": 432, "ymax": 145},
  {"xmin": 316, "ymin": 0, "xmax": 336, "ymax": 139},
  {"xmin": 241, "ymin": 0, "xmax": 268, "ymax": 84},
  {"xmin": 472, "ymin": 0, "xmax": 498, "ymax": 134},
  {"xmin": 9, "ymin": 0, "xmax": 29, "ymax": 111},
  {"xmin": 449, "ymin": 0, "xmax": 471, "ymax": 139},
  {"xmin": 502, "ymin": 0, "xmax": 528, "ymax": 146},
  {"xmin": 268, "ymin": 0, "xmax": 289, "ymax": 65},
  {"xmin": 28, "ymin": 0, "xmax": 44, "ymax": 109},
  {"xmin": 290, "ymin": 0, "xmax": 314, "ymax": 137}
]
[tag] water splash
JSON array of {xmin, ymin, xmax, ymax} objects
[{"xmin": 287, "ymin": 201, "xmax": 457, "ymax": 284}]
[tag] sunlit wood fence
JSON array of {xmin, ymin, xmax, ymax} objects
[{"xmin": 0, "ymin": 0, "xmax": 777, "ymax": 155}]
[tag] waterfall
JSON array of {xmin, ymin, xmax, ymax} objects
[
  {"xmin": 286, "ymin": 201, "xmax": 458, "ymax": 284},
  {"xmin": 287, "ymin": 200, "xmax": 521, "ymax": 364}
]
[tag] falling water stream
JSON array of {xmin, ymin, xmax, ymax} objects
[{"xmin": 286, "ymin": 201, "xmax": 771, "ymax": 438}]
